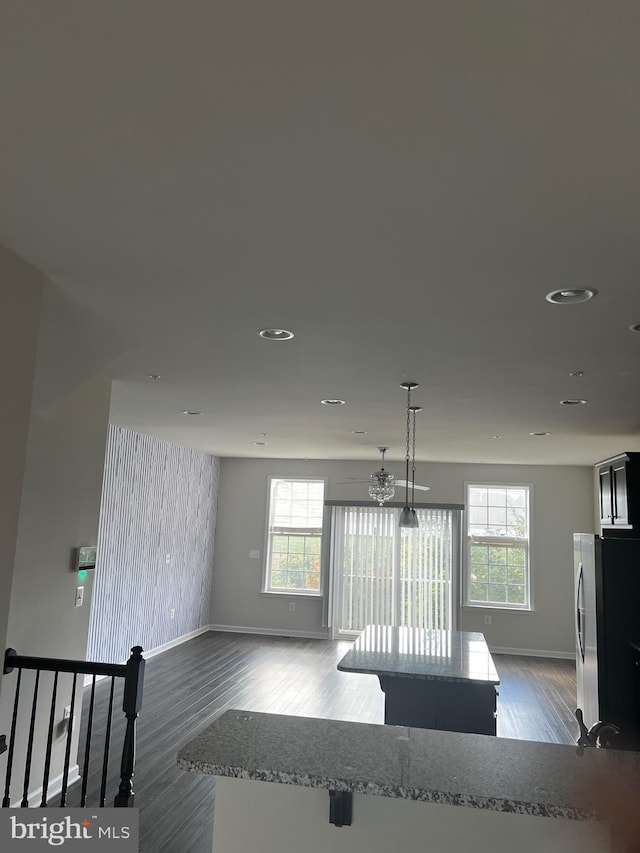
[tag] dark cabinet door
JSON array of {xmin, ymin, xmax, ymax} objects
[
  {"xmin": 598, "ymin": 453, "xmax": 640, "ymax": 535},
  {"xmin": 612, "ymin": 460, "xmax": 629, "ymax": 525},
  {"xmin": 633, "ymin": 647, "xmax": 640, "ymax": 750},
  {"xmin": 599, "ymin": 464, "xmax": 614, "ymax": 525}
]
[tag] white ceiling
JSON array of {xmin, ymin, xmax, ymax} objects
[{"xmin": 2, "ymin": 1, "xmax": 639, "ymax": 466}]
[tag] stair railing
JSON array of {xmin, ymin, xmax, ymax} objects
[{"xmin": 2, "ymin": 645, "xmax": 144, "ymax": 808}]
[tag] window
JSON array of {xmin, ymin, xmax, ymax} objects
[
  {"xmin": 465, "ymin": 484, "xmax": 531, "ymax": 610},
  {"xmin": 264, "ymin": 478, "xmax": 325, "ymax": 594},
  {"xmin": 330, "ymin": 505, "xmax": 458, "ymax": 635}
]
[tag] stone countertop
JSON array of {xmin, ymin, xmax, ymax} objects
[
  {"xmin": 337, "ymin": 625, "xmax": 500, "ymax": 684},
  {"xmin": 177, "ymin": 709, "xmax": 640, "ymax": 822}
]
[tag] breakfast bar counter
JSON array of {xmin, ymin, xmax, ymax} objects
[{"xmin": 177, "ymin": 709, "xmax": 640, "ymax": 853}]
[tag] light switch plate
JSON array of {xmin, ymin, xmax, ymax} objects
[{"xmin": 75, "ymin": 586, "xmax": 85, "ymax": 607}]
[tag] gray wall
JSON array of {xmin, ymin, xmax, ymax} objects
[
  {"xmin": 0, "ymin": 263, "xmax": 113, "ymax": 804},
  {"xmin": 87, "ymin": 425, "xmax": 220, "ymax": 663},
  {"xmin": 0, "ymin": 246, "xmax": 43, "ymax": 679},
  {"xmin": 211, "ymin": 458, "xmax": 595, "ymax": 655},
  {"xmin": 0, "ymin": 374, "xmax": 111, "ymax": 801}
]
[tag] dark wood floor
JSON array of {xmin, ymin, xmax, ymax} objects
[{"xmin": 75, "ymin": 631, "xmax": 578, "ymax": 853}]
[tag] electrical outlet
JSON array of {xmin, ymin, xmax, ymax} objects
[
  {"xmin": 170, "ymin": 608, "xmax": 175, "ymax": 619},
  {"xmin": 289, "ymin": 601, "xmax": 296, "ymax": 611},
  {"xmin": 249, "ymin": 550, "xmax": 260, "ymax": 559},
  {"xmin": 484, "ymin": 614, "xmax": 492, "ymax": 625}
]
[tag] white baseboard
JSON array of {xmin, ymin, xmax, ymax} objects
[
  {"xmin": 84, "ymin": 625, "xmax": 212, "ymax": 685},
  {"xmin": 140, "ymin": 625, "xmax": 212, "ymax": 660},
  {"xmin": 206, "ymin": 631, "xmax": 574, "ymax": 655},
  {"xmin": 11, "ymin": 763, "xmax": 80, "ymax": 808},
  {"xmin": 490, "ymin": 646, "xmax": 576, "ymax": 660},
  {"xmin": 208, "ymin": 624, "xmax": 330, "ymax": 640}
]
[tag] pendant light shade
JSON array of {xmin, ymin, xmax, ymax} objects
[
  {"xmin": 398, "ymin": 381, "xmax": 421, "ymax": 529},
  {"xmin": 399, "ymin": 506, "xmax": 419, "ymax": 528}
]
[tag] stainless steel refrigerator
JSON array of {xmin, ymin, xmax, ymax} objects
[{"xmin": 574, "ymin": 532, "xmax": 640, "ymax": 750}]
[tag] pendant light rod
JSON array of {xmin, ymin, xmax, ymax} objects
[
  {"xmin": 409, "ymin": 405, "xmax": 422, "ymax": 509},
  {"xmin": 399, "ymin": 382, "xmax": 419, "ymax": 529},
  {"xmin": 404, "ymin": 401, "xmax": 411, "ymax": 508}
]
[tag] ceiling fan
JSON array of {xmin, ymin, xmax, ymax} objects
[{"xmin": 339, "ymin": 446, "xmax": 430, "ymax": 506}]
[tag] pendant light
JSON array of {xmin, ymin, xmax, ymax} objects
[{"xmin": 399, "ymin": 381, "xmax": 420, "ymax": 528}]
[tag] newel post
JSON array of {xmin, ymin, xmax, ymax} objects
[{"xmin": 114, "ymin": 646, "xmax": 145, "ymax": 808}]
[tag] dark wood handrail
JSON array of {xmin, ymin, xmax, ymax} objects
[
  {"xmin": 2, "ymin": 645, "xmax": 144, "ymax": 809},
  {"xmin": 4, "ymin": 648, "xmax": 127, "ymax": 678}
]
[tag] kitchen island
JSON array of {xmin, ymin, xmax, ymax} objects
[
  {"xmin": 177, "ymin": 708, "xmax": 640, "ymax": 853},
  {"xmin": 337, "ymin": 624, "xmax": 500, "ymax": 734}
]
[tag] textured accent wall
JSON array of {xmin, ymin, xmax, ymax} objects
[{"xmin": 87, "ymin": 425, "xmax": 220, "ymax": 663}]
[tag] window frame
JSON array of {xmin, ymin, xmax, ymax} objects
[
  {"xmin": 463, "ymin": 482, "xmax": 534, "ymax": 612},
  {"xmin": 262, "ymin": 476, "xmax": 327, "ymax": 596}
]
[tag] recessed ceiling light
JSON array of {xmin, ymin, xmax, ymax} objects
[
  {"xmin": 545, "ymin": 288, "xmax": 597, "ymax": 304},
  {"xmin": 560, "ymin": 399, "xmax": 588, "ymax": 405},
  {"xmin": 181, "ymin": 410, "xmax": 202, "ymax": 415},
  {"xmin": 493, "ymin": 435, "xmax": 502, "ymax": 439},
  {"xmin": 629, "ymin": 323, "xmax": 640, "ymax": 333},
  {"xmin": 252, "ymin": 441, "xmax": 268, "ymax": 446},
  {"xmin": 351, "ymin": 430, "xmax": 368, "ymax": 435},
  {"xmin": 530, "ymin": 431, "xmax": 551, "ymax": 436},
  {"xmin": 321, "ymin": 399, "xmax": 346, "ymax": 405},
  {"xmin": 148, "ymin": 374, "xmax": 162, "ymax": 381},
  {"xmin": 258, "ymin": 328, "xmax": 294, "ymax": 341},
  {"xmin": 569, "ymin": 371, "xmax": 584, "ymax": 378}
]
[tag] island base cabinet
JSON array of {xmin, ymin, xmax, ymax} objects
[
  {"xmin": 211, "ymin": 777, "xmax": 610, "ymax": 853},
  {"xmin": 379, "ymin": 675, "xmax": 497, "ymax": 735}
]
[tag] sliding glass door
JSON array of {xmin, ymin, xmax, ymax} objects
[{"xmin": 330, "ymin": 505, "xmax": 458, "ymax": 637}]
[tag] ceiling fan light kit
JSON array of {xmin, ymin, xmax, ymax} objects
[
  {"xmin": 368, "ymin": 447, "xmax": 396, "ymax": 506},
  {"xmin": 338, "ymin": 387, "xmax": 429, "ymax": 509}
]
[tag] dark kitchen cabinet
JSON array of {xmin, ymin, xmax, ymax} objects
[
  {"xmin": 631, "ymin": 643, "xmax": 640, "ymax": 751},
  {"xmin": 597, "ymin": 453, "xmax": 640, "ymax": 535},
  {"xmin": 380, "ymin": 676, "xmax": 498, "ymax": 736}
]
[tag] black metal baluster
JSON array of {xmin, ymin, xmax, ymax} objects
[
  {"xmin": 21, "ymin": 670, "xmax": 41, "ymax": 807},
  {"xmin": 58, "ymin": 673, "xmax": 77, "ymax": 807},
  {"xmin": 100, "ymin": 677, "xmax": 116, "ymax": 807},
  {"xmin": 2, "ymin": 668, "xmax": 22, "ymax": 807},
  {"xmin": 114, "ymin": 646, "xmax": 145, "ymax": 808},
  {"xmin": 2, "ymin": 646, "xmax": 143, "ymax": 811},
  {"xmin": 40, "ymin": 671, "xmax": 59, "ymax": 806},
  {"xmin": 80, "ymin": 676, "xmax": 97, "ymax": 807}
]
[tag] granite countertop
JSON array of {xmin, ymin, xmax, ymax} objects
[
  {"xmin": 337, "ymin": 625, "xmax": 500, "ymax": 684},
  {"xmin": 177, "ymin": 709, "xmax": 640, "ymax": 822}
]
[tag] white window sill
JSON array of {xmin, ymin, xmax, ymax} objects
[
  {"xmin": 462, "ymin": 604, "xmax": 535, "ymax": 613},
  {"xmin": 260, "ymin": 591, "xmax": 323, "ymax": 599}
]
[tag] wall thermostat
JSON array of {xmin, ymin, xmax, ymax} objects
[{"xmin": 75, "ymin": 546, "xmax": 97, "ymax": 573}]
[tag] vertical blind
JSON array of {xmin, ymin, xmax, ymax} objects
[{"xmin": 330, "ymin": 505, "xmax": 457, "ymax": 634}]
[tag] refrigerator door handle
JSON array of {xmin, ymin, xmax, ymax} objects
[{"xmin": 576, "ymin": 563, "xmax": 585, "ymax": 663}]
